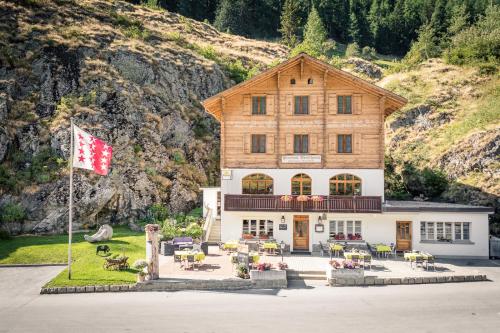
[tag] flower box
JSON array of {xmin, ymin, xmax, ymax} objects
[
  {"xmin": 250, "ymin": 269, "xmax": 287, "ymax": 288},
  {"xmin": 326, "ymin": 265, "xmax": 364, "ymax": 286}
]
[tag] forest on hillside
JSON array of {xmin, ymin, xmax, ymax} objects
[{"xmin": 145, "ymin": 0, "xmax": 496, "ymax": 57}]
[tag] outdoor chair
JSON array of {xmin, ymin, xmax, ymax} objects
[
  {"xmin": 351, "ymin": 254, "xmax": 360, "ymax": 268},
  {"xmin": 174, "ymin": 254, "xmax": 183, "ymax": 267},
  {"xmin": 186, "ymin": 255, "xmax": 196, "ymax": 270},
  {"xmin": 412, "ymin": 256, "xmax": 424, "ymax": 269},
  {"xmin": 362, "ymin": 256, "xmax": 371, "ymax": 270},
  {"xmin": 319, "ymin": 241, "xmax": 328, "ymax": 257},
  {"xmin": 390, "ymin": 243, "xmax": 397, "ymax": 258},
  {"xmin": 192, "ymin": 244, "xmax": 202, "ymax": 252},
  {"xmin": 424, "ymin": 254, "xmax": 436, "ymax": 271}
]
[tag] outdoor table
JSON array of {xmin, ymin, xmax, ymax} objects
[
  {"xmin": 263, "ymin": 242, "xmax": 278, "ymax": 254},
  {"xmin": 404, "ymin": 253, "xmax": 433, "ymax": 261},
  {"xmin": 344, "ymin": 252, "xmax": 371, "ymax": 260},
  {"xmin": 223, "ymin": 241, "xmax": 239, "ymax": 250},
  {"xmin": 330, "ymin": 244, "xmax": 344, "ymax": 251},
  {"xmin": 174, "ymin": 250, "xmax": 206, "ymax": 262}
]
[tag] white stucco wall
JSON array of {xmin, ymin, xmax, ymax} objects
[
  {"xmin": 221, "ymin": 168, "xmax": 384, "ymax": 198},
  {"xmin": 220, "ymin": 210, "xmax": 490, "ymax": 258},
  {"xmin": 200, "ymin": 187, "xmax": 220, "ymax": 219}
]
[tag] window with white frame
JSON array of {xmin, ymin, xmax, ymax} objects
[
  {"xmin": 420, "ymin": 222, "xmax": 471, "ymax": 242},
  {"xmin": 329, "ymin": 220, "xmax": 362, "ymax": 240},
  {"xmin": 243, "ymin": 219, "xmax": 274, "ymax": 238}
]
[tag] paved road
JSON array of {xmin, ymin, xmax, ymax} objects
[{"xmin": 1, "ymin": 263, "xmax": 500, "ymax": 333}]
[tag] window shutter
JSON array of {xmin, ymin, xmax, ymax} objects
[
  {"xmin": 310, "ymin": 95, "xmax": 317, "ymax": 115},
  {"xmin": 285, "ymin": 134, "xmax": 293, "ymax": 154},
  {"xmin": 328, "ymin": 94, "xmax": 337, "ymax": 114},
  {"xmin": 286, "ymin": 94, "xmax": 293, "ymax": 115},
  {"xmin": 354, "ymin": 133, "xmax": 362, "ymax": 154},
  {"xmin": 244, "ymin": 134, "xmax": 251, "ymax": 154},
  {"xmin": 353, "ymin": 94, "xmax": 362, "ymax": 114},
  {"xmin": 328, "ymin": 134, "xmax": 336, "ymax": 153},
  {"xmin": 267, "ymin": 134, "xmax": 274, "ymax": 154},
  {"xmin": 310, "ymin": 134, "xmax": 318, "ymax": 153},
  {"xmin": 266, "ymin": 95, "xmax": 274, "ymax": 115},
  {"xmin": 243, "ymin": 94, "xmax": 251, "ymax": 116}
]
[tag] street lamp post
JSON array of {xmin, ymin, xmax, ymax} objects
[{"xmin": 280, "ymin": 240, "xmax": 285, "ymax": 262}]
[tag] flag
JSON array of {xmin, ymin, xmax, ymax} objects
[{"xmin": 72, "ymin": 125, "xmax": 113, "ymax": 176}]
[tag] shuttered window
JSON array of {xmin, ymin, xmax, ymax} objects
[
  {"xmin": 252, "ymin": 96, "xmax": 266, "ymax": 115},
  {"xmin": 337, "ymin": 134, "xmax": 352, "ymax": 153},
  {"xmin": 294, "ymin": 96, "xmax": 309, "ymax": 114},
  {"xmin": 294, "ymin": 134, "xmax": 309, "ymax": 153},
  {"xmin": 251, "ymin": 134, "xmax": 266, "ymax": 153},
  {"xmin": 337, "ymin": 96, "xmax": 352, "ymax": 114}
]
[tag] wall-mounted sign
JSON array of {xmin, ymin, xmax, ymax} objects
[
  {"xmin": 221, "ymin": 169, "xmax": 232, "ymax": 180},
  {"xmin": 279, "ymin": 224, "xmax": 287, "ymax": 230},
  {"xmin": 282, "ymin": 155, "xmax": 321, "ymax": 164},
  {"xmin": 315, "ymin": 224, "xmax": 324, "ymax": 233}
]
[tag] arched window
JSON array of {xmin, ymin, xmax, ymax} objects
[
  {"xmin": 307, "ymin": 78, "xmax": 313, "ymax": 84},
  {"xmin": 242, "ymin": 174, "xmax": 273, "ymax": 194},
  {"xmin": 291, "ymin": 173, "xmax": 312, "ymax": 195},
  {"xmin": 329, "ymin": 174, "xmax": 362, "ymax": 196}
]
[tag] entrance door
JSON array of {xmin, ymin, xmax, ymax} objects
[
  {"xmin": 293, "ymin": 215, "xmax": 309, "ymax": 251},
  {"xmin": 396, "ymin": 221, "xmax": 412, "ymax": 251}
]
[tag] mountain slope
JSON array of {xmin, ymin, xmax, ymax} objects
[{"xmin": 0, "ymin": 0, "xmax": 287, "ymax": 234}]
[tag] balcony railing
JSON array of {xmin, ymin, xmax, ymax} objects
[{"xmin": 224, "ymin": 195, "xmax": 382, "ymax": 213}]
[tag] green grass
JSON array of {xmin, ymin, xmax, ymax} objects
[{"xmin": 0, "ymin": 227, "xmax": 145, "ymax": 287}]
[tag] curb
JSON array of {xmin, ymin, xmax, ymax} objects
[
  {"xmin": 0, "ymin": 264, "xmax": 67, "ymax": 268},
  {"xmin": 328, "ymin": 274, "xmax": 488, "ymax": 286}
]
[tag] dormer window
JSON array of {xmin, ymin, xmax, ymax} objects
[
  {"xmin": 290, "ymin": 78, "xmax": 296, "ymax": 85},
  {"xmin": 307, "ymin": 78, "xmax": 313, "ymax": 84}
]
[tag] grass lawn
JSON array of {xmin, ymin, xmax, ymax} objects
[{"xmin": 0, "ymin": 227, "xmax": 145, "ymax": 287}]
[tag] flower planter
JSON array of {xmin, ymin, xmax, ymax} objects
[
  {"xmin": 326, "ymin": 265, "xmax": 364, "ymax": 286},
  {"xmin": 250, "ymin": 269, "xmax": 287, "ymax": 289}
]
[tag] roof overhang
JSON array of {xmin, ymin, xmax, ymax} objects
[{"xmin": 202, "ymin": 53, "xmax": 407, "ymax": 121}]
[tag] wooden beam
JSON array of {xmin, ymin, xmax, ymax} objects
[
  {"xmin": 300, "ymin": 58, "xmax": 304, "ymax": 79},
  {"xmin": 322, "ymin": 70, "xmax": 328, "ymax": 168},
  {"xmin": 276, "ymin": 71, "xmax": 281, "ymax": 168},
  {"xmin": 379, "ymin": 96, "xmax": 386, "ymax": 170},
  {"xmin": 221, "ymin": 97, "xmax": 226, "ymax": 168}
]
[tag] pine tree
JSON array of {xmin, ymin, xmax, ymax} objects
[
  {"xmin": 280, "ymin": 0, "xmax": 302, "ymax": 47},
  {"xmin": 299, "ymin": 6, "xmax": 328, "ymax": 56},
  {"xmin": 447, "ymin": 3, "xmax": 470, "ymax": 37},
  {"xmin": 348, "ymin": 0, "xmax": 372, "ymax": 47},
  {"xmin": 430, "ymin": 0, "xmax": 449, "ymax": 38}
]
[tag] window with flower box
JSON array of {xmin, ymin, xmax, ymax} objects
[{"xmin": 329, "ymin": 220, "xmax": 362, "ymax": 240}]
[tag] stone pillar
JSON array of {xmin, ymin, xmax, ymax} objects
[{"xmin": 145, "ymin": 224, "xmax": 160, "ymax": 280}]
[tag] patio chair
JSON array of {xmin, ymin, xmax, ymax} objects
[
  {"xmin": 390, "ymin": 243, "xmax": 397, "ymax": 258},
  {"xmin": 186, "ymin": 255, "xmax": 196, "ymax": 270},
  {"xmin": 424, "ymin": 254, "xmax": 436, "ymax": 271},
  {"xmin": 362, "ymin": 255, "xmax": 371, "ymax": 270},
  {"xmin": 351, "ymin": 254, "xmax": 360, "ymax": 268},
  {"xmin": 174, "ymin": 254, "xmax": 183, "ymax": 267},
  {"xmin": 319, "ymin": 241, "xmax": 328, "ymax": 257},
  {"xmin": 192, "ymin": 244, "xmax": 202, "ymax": 252},
  {"xmin": 412, "ymin": 256, "xmax": 423, "ymax": 269}
]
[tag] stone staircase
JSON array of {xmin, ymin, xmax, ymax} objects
[
  {"xmin": 207, "ymin": 217, "xmax": 221, "ymax": 243},
  {"xmin": 287, "ymin": 270, "xmax": 326, "ymax": 281}
]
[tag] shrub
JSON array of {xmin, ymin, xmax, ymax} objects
[
  {"xmin": 0, "ymin": 203, "xmax": 26, "ymax": 223},
  {"xmin": 161, "ymin": 220, "xmax": 180, "ymax": 240},
  {"xmin": 132, "ymin": 259, "xmax": 148, "ymax": 270},
  {"xmin": 148, "ymin": 203, "xmax": 169, "ymax": 222},
  {"xmin": 345, "ymin": 42, "xmax": 360, "ymax": 58},
  {"xmin": 236, "ymin": 264, "xmax": 249, "ymax": 279},
  {"xmin": 184, "ymin": 222, "xmax": 203, "ymax": 240},
  {"xmin": 172, "ymin": 150, "xmax": 185, "ymax": 165},
  {"xmin": 403, "ymin": 24, "xmax": 441, "ymax": 67},
  {"xmin": 361, "ymin": 46, "xmax": 377, "ymax": 60},
  {"xmin": 0, "ymin": 229, "xmax": 11, "ymax": 240}
]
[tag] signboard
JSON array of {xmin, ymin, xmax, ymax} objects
[
  {"xmin": 315, "ymin": 224, "xmax": 324, "ymax": 233},
  {"xmin": 221, "ymin": 169, "xmax": 232, "ymax": 180},
  {"xmin": 279, "ymin": 224, "xmax": 287, "ymax": 230},
  {"xmin": 281, "ymin": 155, "xmax": 321, "ymax": 164}
]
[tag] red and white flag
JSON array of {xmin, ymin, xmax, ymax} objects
[{"xmin": 72, "ymin": 125, "xmax": 113, "ymax": 176}]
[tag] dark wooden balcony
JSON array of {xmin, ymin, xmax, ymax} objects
[{"xmin": 224, "ymin": 195, "xmax": 382, "ymax": 213}]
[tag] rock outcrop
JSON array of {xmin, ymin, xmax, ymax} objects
[{"xmin": 0, "ymin": 0, "xmax": 287, "ymax": 234}]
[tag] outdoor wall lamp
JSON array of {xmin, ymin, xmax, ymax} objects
[
  {"xmin": 281, "ymin": 215, "xmax": 285, "ymax": 224},
  {"xmin": 318, "ymin": 215, "xmax": 322, "ymax": 224}
]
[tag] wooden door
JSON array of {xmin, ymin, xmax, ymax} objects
[
  {"xmin": 293, "ymin": 215, "xmax": 309, "ymax": 251},
  {"xmin": 396, "ymin": 221, "xmax": 412, "ymax": 251}
]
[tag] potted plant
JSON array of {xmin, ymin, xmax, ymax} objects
[
  {"xmin": 133, "ymin": 259, "xmax": 148, "ymax": 282},
  {"xmin": 277, "ymin": 262, "xmax": 288, "ymax": 270}
]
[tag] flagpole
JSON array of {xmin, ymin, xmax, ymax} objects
[{"xmin": 68, "ymin": 118, "xmax": 74, "ymax": 280}]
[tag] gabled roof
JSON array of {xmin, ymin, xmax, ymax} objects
[{"xmin": 202, "ymin": 53, "xmax": 407, "ymax": 121}]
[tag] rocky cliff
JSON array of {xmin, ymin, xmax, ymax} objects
[{"xmin": 0, "ymin": 0, "xmax": 287, "ymax": 234}]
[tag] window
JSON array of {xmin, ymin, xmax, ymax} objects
[
  {"xmin": 294, "ymin": 134, "xmax": 309, "ymax": 153},
  {"xmin": 252, "ymin": 96, "xmax": 266, "ymax": 115},
  {"xmin": 329, "ymin": 220, "xmax": 362, "ymax": 240},
  {"xmin": 337, "ymin": 96, "xmax": 352, "ymax": 114},
  {"xmin": 420, "ymin": 222, "xmax": 471, "ymax": 242},
  {"xmin": 242, "ymin": 174, "xmax": 273, "ymax": 194},
  {"xmin": 290, "ymin": 78, "xmax": 296, "ymax": 85},
  {"xmin": 337, "ymin": 134, "xmax": 352, "ymax": 153},
  {"xmin": 243, "ymin": 219, "xmax": 273, "ymax": 237},
  {"xmin": 307, "ymin": 78, "xmax": 313, "ymax": 84},
  {"xmin": 329, "ymin": 174, "xmax": 361, "ymax": 195},
  {"xmin": 294, "ymin": 96, "xmax": 309, "ymax": 114},
  {"xmin": 291, "ymin": 173, "xmax": 311, "ymax": 195},
  {"xmin": 251, "ymin": 134, "xmax": 266, "ymax": 153}
]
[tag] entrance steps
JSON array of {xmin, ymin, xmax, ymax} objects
[
  {"xmin": 207, "ymin": 218, "xmax": 221, "ymax": 243},
  {"xmin": 136, "ymin": 278, "xmax": 253, "ymax": 292},
  {"xmin": 287, "ymin": 270, "xmax": 326, "ymax": 281}
]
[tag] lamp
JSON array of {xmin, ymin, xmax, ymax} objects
[
  {"xmin": 318, "ymin": 215, "xmax": 322, "ymax": 224},
  {"xmin": 280, "ymin": 240, "xmax": 285, "ymax": 262},
  {"xmin": 281, "ymin": 215, "xmax": 285, "ymax": 224}
]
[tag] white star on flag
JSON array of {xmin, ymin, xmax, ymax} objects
[{"xmin": 72, "ymin": 125, "xmax": 113, "ymax": 176}]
